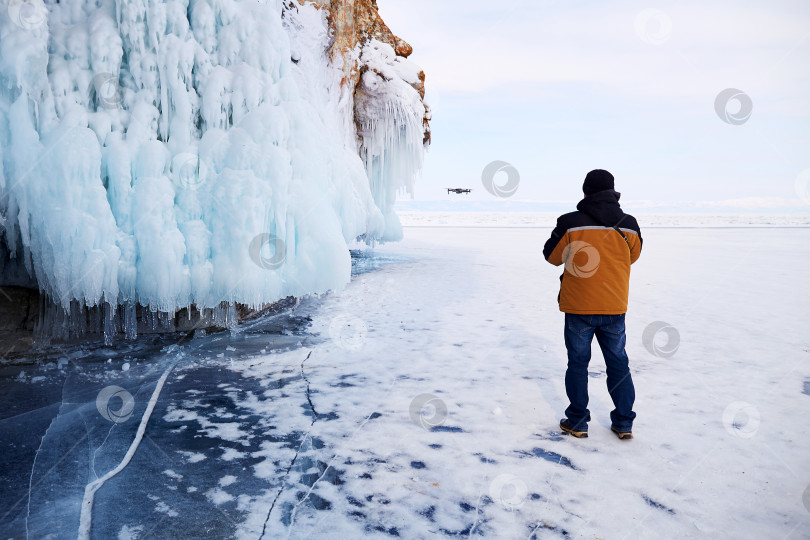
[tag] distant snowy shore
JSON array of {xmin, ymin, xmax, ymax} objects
[{"xmin": 398, "ymin": 212, "xmax": 810, "ymax": 228}]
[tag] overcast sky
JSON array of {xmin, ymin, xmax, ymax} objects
[{"xmin": 379, "ymin": 0, "xmax": 810, "ymax": 211}]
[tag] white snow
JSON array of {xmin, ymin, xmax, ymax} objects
[
  {"xmin": 205, "ymin": 487, "xmax": 235, "ymax": 506},
  {"xmin": 227, "ymin": 225, "xmax": 810, "ymax": 538},
  {"xmin": 164, "ymin": 403, "xmax": 249, "ymax": 443},
  {"xmin": 162, "ymin": 469, "xmax": 182, "ymax": 481},
  {"xmin": 0, "ymin": 0, "xmax": 425, "ymax": 322},
  {"xmin": 8, "ymin": 221, "xmax": 808, "ymax": 538},
  {"xmin": 219, "ymin": 448, "xmax": 245, "ymax": 461},
  {"xmin": 177, "ymin": 451, "xmax": 206, "ymax": 464},
  {"xmin": 397, "ymin": 211, "xmax": 810, "ymax": 228},
  {"xmin": 354, "ymin": 39, "xmax": 427, "ymax": 242},
  {"xmin": 218, "ymin": 475, "xmax": 237, "ymax": 487},
  {"xmin": 153, "ymin": 501, "xmax": 179, "ymax": 517},
  {"xmin": 116, "ymin": 524, "xmax": 144, "ymax": 540}
]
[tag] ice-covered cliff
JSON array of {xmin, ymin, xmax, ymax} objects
[{"xmin": 0, "ymin": 0, "xmax": 429, "ymax": 342}]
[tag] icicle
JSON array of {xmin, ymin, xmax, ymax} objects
[
  {"xmin": 102, "ymin": 302, "xmax": 115, "ymax": 346},
  {"xmin": 122, "ymin": 303, "xmax": 137, "ymax": 340},
  {"xmin": 0, "ymin": 0, "xmax": 425, "ymax": 330}
]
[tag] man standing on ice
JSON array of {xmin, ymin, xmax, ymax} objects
[{"xmin": 542, "ymin": 170, "xmax": 642, "ymax": 440}]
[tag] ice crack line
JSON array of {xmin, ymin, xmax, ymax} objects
[
  {"xmin": 77, "ymin": 361, "xmax": 177, "ymax": 540},
  {"xmin": 467, "ymin": 490, "xmax": 485, "ymax": 538},
  {"xmin": 288, "ymin": 375, "xmax": 407, "ymax": 537},
  {"xmin": 25, "ymin": 411, "xmax": 58, "ymax": 540},
  {"xmin": 259, "ymin": 350, "xmax": 319, "ymax": 540},
  {"xmin": 302, "ymin": 375, "xmax": 406, "ymax": 534},
  {"xmin": 258, "ymin": 431, "xmax": 310, "ymax": 540},
  {"xmin": 301, "ymin": 351, "xmax": 319, "ymax": 419},
  {"xmin": 24, "ymin": 367, "xmax": 73, "ymax": 540}
]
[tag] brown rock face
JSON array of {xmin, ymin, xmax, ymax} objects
[
  {"xmin": 298, "ymin": 0, "xmax": 430, "ymax": 145},
  {"xmin": 310, "ymin": 0, "xmax": 412, "ymax": 61}
]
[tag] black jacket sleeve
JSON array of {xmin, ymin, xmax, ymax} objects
[{"xmin": 543, "ymin": 217, "xmax": 567, "ymax": 261}]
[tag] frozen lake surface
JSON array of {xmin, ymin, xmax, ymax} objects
[{"xmin": 1, "ymin": 226, "xmax": 809, "ymax": 539}]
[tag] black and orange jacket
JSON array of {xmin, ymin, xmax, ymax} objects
[{"xmin": 543, "ymin": 190, "xmax": 642, "ymax": 315}]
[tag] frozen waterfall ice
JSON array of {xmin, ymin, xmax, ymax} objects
[{"xmin": 0, "ymin": 0, "xmax": 427, "ymax": 341}]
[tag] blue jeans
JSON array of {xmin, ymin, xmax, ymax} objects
[{"xmin": 563, "ymin": 313, "xmax": 636, "ymax": 431}]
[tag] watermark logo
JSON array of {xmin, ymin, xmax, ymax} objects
[
  {"xmin": 489, "ymin": 474, "xmax": 528, "ymax": 510},
  {"xmin": 634, "ymin": 9, "xmax": 673, "ymax": 45},
  {"xmin": 328, "ymin": 313, "xmax": 368, "ymax": 351},
  {"xmin": 8, "ymin": 0, "xmax": 47, "ymax": 30},
  {"xmin": 642, "ymin": 321, "xmax": 680, "ymax": 358},
  {"xmin": 96, "ymin": 385, "xmax": 135, "ymax": 423},
  {"xmin": 722, "ymin": 401, "xmax": 760, "ymax": 439},
  {"xmin": 409, "ymin": 393, "xmax": 448, "ymax": 430},
  {"xmin": 803, "ymin": 485, "xmax": 810, "ymax": 513},
  {"xmin": 173, "ymin": 152, "xmax": 208, "ymax": 190},
  {"xmin": 249, "ymin": 233, "xmax": 286, "ymax": 270},
  {"xmin": 89, "ymin": 72, "xmax": 122, "ymax": 110},
  {"xmin": 715, "ymin": 88, "xmax": 753, "ymax": 125},
  {"xmin": 795, "ymin": 169, "xmax": 810, "ymax": 206},
  {"xmin": 562, "ymin": 241, "xmax": 600, "ymax": 278},
  {"xmin": 481, "ymin": 161, "xmax": 520, "ymax": 198}
]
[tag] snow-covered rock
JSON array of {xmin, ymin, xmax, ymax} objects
[{"xmin": 0, "ymin": 0, "xmax": 429, "ymax": 341}]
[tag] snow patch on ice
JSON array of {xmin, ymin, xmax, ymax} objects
[
  {"xmin": 178, "ymin": 451, "xmax": 207, "ymax": 464},
  {"xmin": 205, "ymin": 487, "xmax": 235, "ymax": 506},
  {"xmin": 165, "ymin": 403, "xmax": 249, "ymax": 443},
  {"xmin": 162, "ymin": 469, "xmax": 183, "ymax": 481},
  {"xmin": 117, "ymin": 524, "xmax": 144, "ymax": 540},
  {"xmin": 220, "ymin": 448, "xmax": 247, "ymax": 461},
  {"xmin": 154, "ymin": 501, "xmax": 179, "ymax": 518},
  {"xmin": 219, "ymin": 475, "xmax": 238, "ymax": 487}
]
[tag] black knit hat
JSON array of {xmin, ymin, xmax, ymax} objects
[{"xmin": 583, "ymin": 169, "xmax": 614, "ymax": 196}]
